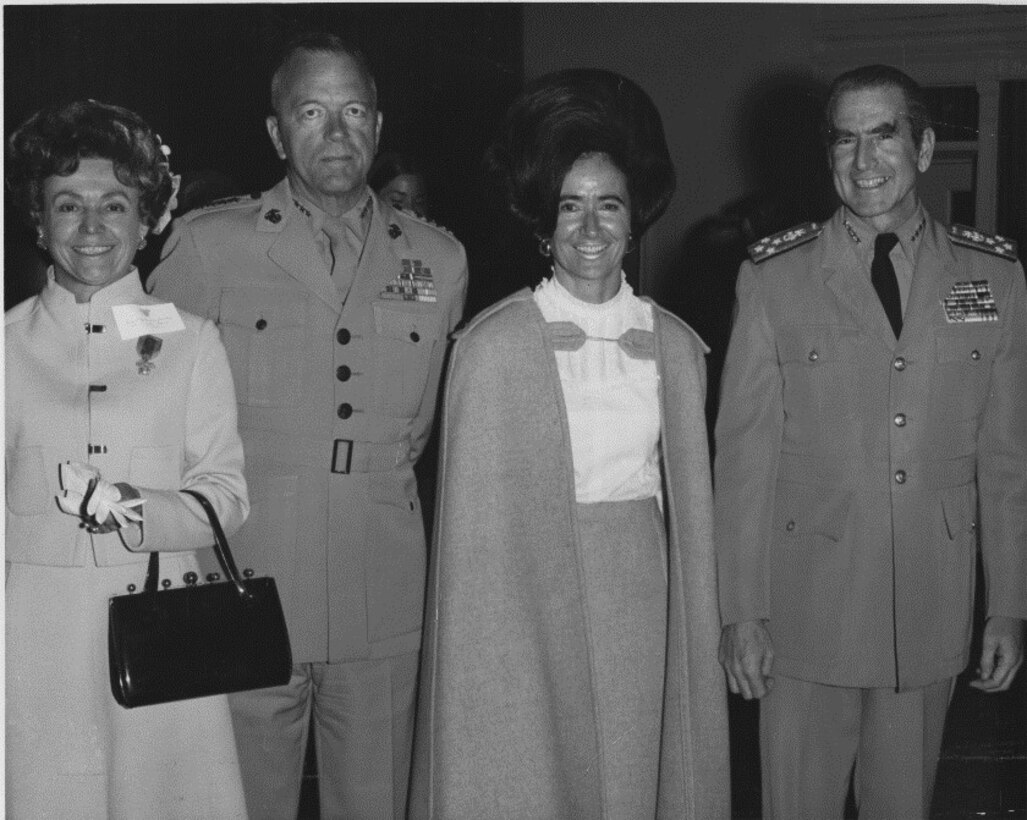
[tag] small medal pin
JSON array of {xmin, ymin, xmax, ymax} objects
[{"xmin": 136, "ymin": 334, "xmax": 163, "ymax": 375}]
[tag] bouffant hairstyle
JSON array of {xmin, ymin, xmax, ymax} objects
[
  {"xmin": 823, "ymin": 64, "xmax": 933, "ymax": 148},
  {"xmin": 485, "ymin": 68, "xmax": 675, "ymax": 239},
  {"xmin": 6, "ymin": 99, "xmax": 174, "ymax": 230},
  {"xmin": 268, "ymin": 31, "xmax": 377, "ymax": 115},
  {"xmin": 368, "ymin": 151, "xmax": 425, "ymax": 193}
]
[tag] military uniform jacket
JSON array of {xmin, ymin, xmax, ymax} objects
[
  {"xmin": 714, "ymin": 208, "xmax": 1027, "ymax": 689},
  {"xmin": 149, "ymin": 179, "xmax": 468, "ymax": 662}
]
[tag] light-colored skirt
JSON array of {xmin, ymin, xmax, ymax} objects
[
  {"xmin": 576, "ymin": 496, "xmax": 668, "ymax": 819},
  {"xmin": 6, "ymin": 555, "xmax": 246, "ymax": 819}
]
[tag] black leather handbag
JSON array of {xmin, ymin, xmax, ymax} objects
[{"xmin": 108, "ymin": 489, "xmax": 292, "ymax": 708}]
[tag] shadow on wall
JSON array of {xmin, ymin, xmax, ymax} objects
[{"xmin": 653, "ymin": 72, "xmax": 837, "ymax": 438}]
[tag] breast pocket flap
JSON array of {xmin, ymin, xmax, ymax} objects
[{"xmin": 373, "ymin": 304, "xmax": 439, "ymax": 345}]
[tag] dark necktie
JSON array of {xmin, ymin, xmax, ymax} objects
[{"xmin": 872, "ymin": 232, "xmax": 902, "ymax": 338}]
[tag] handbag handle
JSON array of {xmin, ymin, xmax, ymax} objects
[{"xmin": 142, "ymin": 489, "xmax": 251, "ymax": 599}]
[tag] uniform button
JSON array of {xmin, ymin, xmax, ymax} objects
[
  {"xmin": 808, "ymin": 350, "xmax": 819, "ymax": 362},
  {"xmin": 785, "ymin": 520, "xmax": 796, "ymax": 532},
  {"xmin": 336, "ymin": 328, "xmax": 351, "ymax": 345},
  {"xmin": 894, "ymin": 470, "xmax": 907, "ymax": 484},
  {"xmin": 893, "ymin": 356, "xmax": 906, "ymax": 371},
  {"xmin": 255, "ymin": 318, "xmax": 267, "ymax": 330},
  {"xmin": 410, "ymin": 331, "xmax": 420, "ymax": 343},
  {"xmin": 970, "ymin": 349, "xmax": 981, "ymax": 361},
  {"xmin": 337, "ymin": 403, "xmax": 353, "ymax": 419},
  {"xmin": 894, "ymin": 413, "xmax": 906, "ymax": 427},
  {"xmin": 336, "ymin": 365, "xmax": 351, "ymax": 381}
]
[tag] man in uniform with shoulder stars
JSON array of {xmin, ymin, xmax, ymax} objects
[
  {"xmin": 715, "ymin": 64, "xmax": 1025, "ymax": 818},
  {"xmin": 149, "ymin": 31, "xmax": 467, "ymax": 819}
]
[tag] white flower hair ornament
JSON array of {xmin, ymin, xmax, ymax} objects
[{"xmin": 152, "ymin": 135, "xmax": 181, "ymax": 235}]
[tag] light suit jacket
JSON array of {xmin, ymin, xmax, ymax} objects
[
  {"xmin": 714, "ymin": 208, "xmax": 1027, "ymax": 689},
  {"xmin": 5, "ymin": 270, "xmax": 248, "ymax": 566},
  {"xmin": 149, "ymin": 180, "xmax": 468, "ymax": 662}
]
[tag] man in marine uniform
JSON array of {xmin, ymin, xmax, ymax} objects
[
  {"xmin": 149, "ymin": 31, "xmax": 467, "ymax": 819},
  {"xmin": 715, "ymin": 64, "xmax": 1025, "ymax": 818}
]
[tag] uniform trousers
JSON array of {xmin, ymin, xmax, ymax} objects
[
  {"xmin": 229, "ymin": 653, "xmax": 419, "ymax": 820},
  {"xmin": 760, "ymin": 674, "xmax": 954, "ymax": 819}
]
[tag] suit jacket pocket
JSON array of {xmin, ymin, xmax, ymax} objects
[
  {"xmin": 935, "ymin": 483, "xmax": 977, "ymax": 656},
  {"xmin": 218, "ymin": 288, "xmax": 309, "ymax": 408},
  {"xmin": 932, "ymin": 328, "xmax": 997, "ymax": 422},
  {"xmin": 365, "ymin": 468, "xmax": 426, "ymax": 642},
  {"xmin": 769, "ymin": 482, "xmax": 854, "ymax": 662},
  {"xmin": 777, "ymin": 324, "xmax": 861, "ymax": 432},
  {"xmin": 372, "ymin": 304, "xmax": 439, "ymax": 419},
  {"xmin": 5, "ymin": 446, "xmax": 51, "ymax": 516}
]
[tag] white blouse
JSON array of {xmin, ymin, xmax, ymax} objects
[{"xmin": 534, "ymin": 273, "xmax": 662, "ymax": 503}]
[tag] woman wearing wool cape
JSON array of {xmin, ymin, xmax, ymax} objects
[{"xmin": 409, "ymin": 69, "xmax": 730, "ymax": 820}]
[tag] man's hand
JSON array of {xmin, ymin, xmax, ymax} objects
[
  {"xmin": 970, "ymin": 616, "xmax": 1025, "ymax": 693},
  {"xmin": 719, "ymin": 619, "xmax": 775, "ymax": 699}
]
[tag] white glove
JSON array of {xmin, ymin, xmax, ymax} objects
[{"xmin": 57, "ymin": 461, "xmax": 145, "ymax": 528}]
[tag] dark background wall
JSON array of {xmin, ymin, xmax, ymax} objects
[{"xmin": 3, "ymin": 3, "xmax": 532, "ymax": 314}]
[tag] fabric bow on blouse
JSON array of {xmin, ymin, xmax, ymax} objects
[{"xmin": 545, "ymin": 321, "xmax": 656, "ymax": 360}]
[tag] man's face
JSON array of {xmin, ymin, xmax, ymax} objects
[
  {"xmin": 266, "ymin": 49, "xmax": 382, "ymax": 215},
  {"xmin": 828, "ymin": 84, "xmax": 934, "ymax": 233}
]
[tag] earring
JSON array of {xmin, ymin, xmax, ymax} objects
[
  {"xmin": 36, "ymin": 231, "xmax": 47, "ymax": 250},
  {"xmin": 138, "ymin": 237, "xmax": 147, "ymax": 250},
  {"xmin": 538, "ymin": 237, "xmax": 552, "ymax": 257},
  {"xmin": 626, "ymin": 234, "xmax": 637, "ymax": 254}
]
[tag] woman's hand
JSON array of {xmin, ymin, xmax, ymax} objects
[{"xmin": 83, "ymin": 480, "xmax": 143, "ymax": 534}]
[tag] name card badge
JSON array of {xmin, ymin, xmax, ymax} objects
[{"xmin": 111, "ymin": 303, "xmax": 186, "ymax": 340}]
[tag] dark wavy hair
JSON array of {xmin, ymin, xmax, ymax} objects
[
  {"xmin": 6, "ymin": 99, "xmax": 174, "ymax": 230},
  {"xmin": 485, "ymin": 69, "xmax": 675, "ymax": 239},
  {"xmin": 822, "ymin": 64, "xmax": 933, "ymax": 148}
]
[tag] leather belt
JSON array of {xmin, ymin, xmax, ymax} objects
[
  {"xmin": 240, "ymin": 432, "xmax": 411, "ymax": 474},
  {"xmin": 331, "ymin": 438, "xmax": 409, "ymax": 474}
]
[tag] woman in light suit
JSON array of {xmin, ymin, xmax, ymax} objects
[{"xmin": 5, "ymin": 100, "xmax": 248, "ymax": 818}]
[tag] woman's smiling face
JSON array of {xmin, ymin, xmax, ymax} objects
[
  {"xmin": 42, "ymin": 157, "xmax": 147, "ymax": 302},
  {"xmin": 550, "ymin": 152, "xmax": 632, "ymax": 305}
]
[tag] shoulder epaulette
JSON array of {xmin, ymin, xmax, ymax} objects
[
  {"xmin": 748, "ymin": 222, "xmax": 824, "ymax": 264},
  {"xmin": 205, "ymin": 192, "xmax": 260, "ymax": 208},
  {"xmin": 180, "ymin": 192, "xmax": 260, "ymax": 222},
  {"xmin": 948, "ymin": 225, "xmax": 1018, "ymax": 261},
  {"xmin": 394, "ymin": 207, "xmax": 457, "ymax": 241}
]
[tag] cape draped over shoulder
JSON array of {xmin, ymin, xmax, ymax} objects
[{"xmin": 410, "ymin": 288, "xmax": 730, "ymax": 819}]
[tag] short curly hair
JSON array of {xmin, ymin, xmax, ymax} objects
[
  {"xmin": 485, "ymin": 69, "xmax": 675, "ymax": 240},
  {"xmin": 6, "ymin": 99, "xmax": 174, "ymax": 230}
]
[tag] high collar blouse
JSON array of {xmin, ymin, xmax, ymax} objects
[{"xmin": 533, "ymin": 273, "xmax": 661, "ymax": 503}]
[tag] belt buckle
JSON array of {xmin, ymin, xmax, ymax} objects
[{"xmin": 332, "ymin": 439, "xmax": 353, "ymax": 474}]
